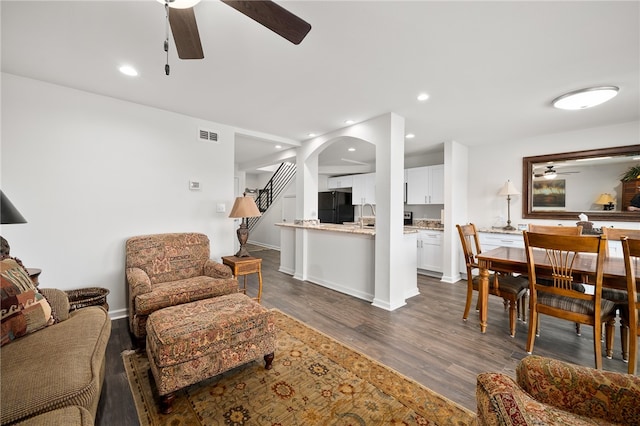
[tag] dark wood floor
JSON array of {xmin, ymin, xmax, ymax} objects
[{"xmin": 96, "ymin": 245, "xmax": 634, "ymax": 425}]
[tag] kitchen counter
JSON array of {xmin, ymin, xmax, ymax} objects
[
  {"xmin": 477, "ymin": 227, "xmax": 524, "ymax": 235},
  {"xmin": 275, "ymin": 222, "xmax": 418, "ymax": 310},
  {"xmin": 276, "ymin": 222, "xmax": 418, "ymax": 235},
  {"xmin": 405, "ymin": 225, "xmax": 444, "ymax": 231}
]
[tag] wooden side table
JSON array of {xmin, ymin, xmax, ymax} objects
[{"xmin": 221, "ymin": 256, "xmax": 263, "ymax": 303}]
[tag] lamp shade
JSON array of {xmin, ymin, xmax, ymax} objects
[
  {"xmin": 1, "ymin": 191, "xmax": 27, "ymax": 224},
  {"xmin": 498, "ymin": 180, "xmax": 520, "ymax": 196},
  {"xmin": 595, "ymin": 193, "xmax": 615, "ymax": 205},
  {"xmin": 228, "ymin": 196, "xmax": 261, "ymax": 218}
]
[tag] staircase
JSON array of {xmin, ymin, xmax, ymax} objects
[{"xmin": 247, "ymin": 162, "xmax": 296, "ymax": 231}]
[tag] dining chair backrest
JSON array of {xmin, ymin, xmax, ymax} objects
[
  {"xmin": 601, "ymin": 227, "xmax": 640, "ymax": 257},
  {"xmin": 523, "ymin": 232, "xmax": 606, "ymax": 296},
  {"xmin": 527, "ymin": 224, "xmax": 583, "ymax": 236},
  {"xmin": 456, "ymin": 223, "xmax": 481, "ymax": 269},
  {"xmin": 621, "ymin": 236, "xmax": 640, "ymax": 374}
]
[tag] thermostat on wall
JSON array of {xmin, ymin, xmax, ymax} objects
[{"xmin": 189, "ymin": 180, "xmax": 201, "ymax": 190}]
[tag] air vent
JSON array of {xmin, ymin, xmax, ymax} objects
[{"xmin": 198, "ymin": 128, "xmax": 219, "ymax": 143}]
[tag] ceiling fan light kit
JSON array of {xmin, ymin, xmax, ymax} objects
[
  {"xmin": 552, "ymin": 86, "xmax": 619, "ymax": 110},
  {"xmin": 158, "ymin": 0, "xmax": 202, "ymax": 9}
]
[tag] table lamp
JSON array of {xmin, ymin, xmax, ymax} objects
[
  {"xmin": 595, "ymin": 193, "xmax": 615, "ymax": 211},
  {"xmin": 1, "ymin": 190, "xmax": 27, "ymax": 258},
  {"xmin": 498, "ymin": 180, "xmax": 520, "ymax": 231},
  {"xmin": 228, "ymin": 194, "xmax": 261, "ymax": 257}
]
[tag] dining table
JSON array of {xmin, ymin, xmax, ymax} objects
[{"xmin": 475, "ymin": 246, "xmax": 636, "ymax": 334}]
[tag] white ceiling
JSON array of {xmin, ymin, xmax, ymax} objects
[{"xmin": 2, "ymin": 1, "xmax": 638, "ymax": 174}]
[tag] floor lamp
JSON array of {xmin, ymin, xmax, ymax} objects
[
  {"xmin": 498, "ymin": 180, "xmax": 520, "ymax": 231},
  {"xmin": 1, "ymin": 190, "xmax": 28, "ymax": 258},
  {"xmin": 228, "ymin": 194, "xmax": 262, "ymax": 257}
]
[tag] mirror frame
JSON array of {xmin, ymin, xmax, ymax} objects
[{"xmin": 522, "ymin": 145, "xmax": 640, "ymax": 222}]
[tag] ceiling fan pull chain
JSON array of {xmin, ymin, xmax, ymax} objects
[{"xmin": 164, "ymin": 2, "xmax": 170, "ymax": 76}]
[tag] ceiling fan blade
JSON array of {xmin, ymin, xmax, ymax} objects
[
  {"xmin": 168, "ymin": 7, "xmax": 204, "ymax": 59},
  {"xmin": 221, "ymin": 0, "xmax": 311, "ymax": 45}
]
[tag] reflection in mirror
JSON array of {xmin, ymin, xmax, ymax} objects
[{"xmin": 523, "ymin": 145, "xmax": 640, "ymax": 222}]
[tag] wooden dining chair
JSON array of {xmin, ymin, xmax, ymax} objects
[
  {"xmin": 621, "ymin": 236, "xmax": 640, "ymax": 375},
  {"xmin": 523, "ymin": 231, "xmax": 616, "ymax": 369},
  {"xmin": 456, "ymin": 223, "xmax": 529, "ymax": 337},
  {"xmin": 528, "ymin": 223, "xmax": 585, "ymax": 335},
  {"xmin": 528, "ymin": 224, "xmax": 583, "ymax": 235},
  {"xmin": 601, "ymin": 227, "xmax": 640, "ymax": 363}
]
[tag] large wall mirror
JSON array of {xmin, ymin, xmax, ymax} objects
[{"xmin": 523, "ymin": 145, "xmax": 640, "ymax": 222}]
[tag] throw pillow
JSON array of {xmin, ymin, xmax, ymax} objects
[{"xmin": 1, "ymin": 258, "xmax": 54, "ymax": 346}]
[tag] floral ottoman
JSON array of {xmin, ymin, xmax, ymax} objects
[{"xmin": 146, "ymin": 292, "xmax": 276, "ymax": 414}]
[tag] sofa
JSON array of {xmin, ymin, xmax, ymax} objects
[
  {"xmin": 476, "ymin": 355, "xmax": 640, "ymax": 426},
  {"xmin": 1, "ymin": 275, "xmax": 111, "ymax": 425},
  {"xmin": 126, "ymin": 232, "xmax": 238, "ymax": 342}
]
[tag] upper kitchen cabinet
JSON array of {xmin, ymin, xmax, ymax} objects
[
  {"xmin": 406, "ymin": 165, "xmax": 444, "ymax": 204},
  {"xmin": 352, "ymin": 173, "xmax": 376, "ymax": 205},
  {"xmin": 327, "ymin": 175, "xmax": 353, "ymax": 189}
]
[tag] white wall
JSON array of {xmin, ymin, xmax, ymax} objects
[
  {"xmin": 466, "ymin": 121, "xmax": 640, "ymax": 229},
  {"xmin": 245, "ymin": 173, "xmax": 296, "ymax": 249},
  {"xmin": 1, "ymin": 73, "xmax": 238, "ymax": 319}
]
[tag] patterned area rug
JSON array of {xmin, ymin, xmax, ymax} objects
[{"xmin": 123, "ymin": 309, "xmax": 475, "ymax": 425}]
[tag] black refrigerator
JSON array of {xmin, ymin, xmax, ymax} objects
[{"xmin": 318, "ymin": 191, "xmax": 354, "ymax": 224}]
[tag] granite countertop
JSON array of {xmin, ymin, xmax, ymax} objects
[
  {"xmin": 275, "ymin": 222, "xmax": 418, "ymax": 235},
  {"xmin": 405, "ymin": 225, "xmax": 444, "ymax": 232},
  {"xmin": 477, "ymin": 227, "xmax": 524, "ymax": 235}
]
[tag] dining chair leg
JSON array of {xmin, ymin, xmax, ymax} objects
[
  {"xmin": 605, "ymin": 318, "xmax": 615, "ymax": 360},
  {"xmin": 629, "ymin": 327, "xmax": 637, "ymax": 375},
  {"xmin": 593, "ymin": 323, "xmax": 603, "ymax": 370},
  {"xmin": 508, "ymin": 299, "xmax": 517, "ymax": 338},
  {"xmin": 463, "ymin": 283, "xmax": 473, "ymax": 321},
  {"xmin": 575, "ymin": 323, "xmax": 581, "ymax": 336},
  {"xmin": 621, "ymin": 319, "xmax": 629, "ymax": 362},
  {"xmin": 519, "ymin": 295, "xmax": 527, "ymax": 322},
  {"xmin": 526, "ymin": 309, "xmax": 537, "ymax": 354}
]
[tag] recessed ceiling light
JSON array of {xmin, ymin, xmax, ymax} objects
[
  {"xmin": 552, "ymin": 86, "xmax": 619, "ymax": 110},
  {"xmin": 417, "ymin": 93, "xmax": 429, "ymax": 102},
  {"xmin": 348, "ymin": 147, "xmax": 356, "ymax": 152},
  {"xmin": 345, "ymin": 119, "xmax": 355, "ymax": 125},
  {"xmin": 308, "ymin": 133, "xmax": 317, "ymax": 137},
  {"xmin": 405, "ymin": 133, "xmax": 415, "ymax": 139},
  {"xmin": 119, "ymin": 65, "xmax": 138, "ymax": 77},
  {"xmin": 275, "ymin": 145, "xmax": 282, "ymax": 149}
]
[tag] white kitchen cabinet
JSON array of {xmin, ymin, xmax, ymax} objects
[
  {"xmin": 327, "ymin": 175, "xmax": 353, "ymax": 189},
  {"xmin": 352, "ymin": 173, "xmax": 376, "ymax": 205},
  {"xmin": 417, "ymin": 230, "xmax": 443, "ymax": 273},
  {"xmin": 478, "ymin": 232, "xmax": 524, "ymax": 251},
  {"xmin": 406, "ymin": 165, "xmax": 444, "ymax": 204}
]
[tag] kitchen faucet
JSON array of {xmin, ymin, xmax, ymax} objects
[{"xmin": 360, "ymin": 203, "xmax": 376, "ymax": 228}]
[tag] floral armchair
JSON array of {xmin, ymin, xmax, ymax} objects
[
  {"xmin": 126, "ymin": 233, "xmax": 238, "ymax": 341},
  {"xmin": 476, "ymin": 355, "xmax": 640, "ymax": 425}
]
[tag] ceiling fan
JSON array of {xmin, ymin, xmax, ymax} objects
[
  {"xmin": 161, "ymin": 0, "xmax": 312, "ymax": 60},
  {"xmin": 533, "ymin": 165, "xmax": 580, "ymax": 180}
]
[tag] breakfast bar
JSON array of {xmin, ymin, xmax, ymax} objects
[{"xmin": 276, "ymin": 222, "xmax": 418, "ymax": 309}]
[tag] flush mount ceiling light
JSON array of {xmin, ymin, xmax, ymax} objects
[
  {"xmin": 405, "ymin": 133, "xmax": 415, "ymax": 139},
  {"xmin": 344, "ymin": 119, "xmax": 355, "ymax": 125},
  {"xmin": 417, "ymin": 93, "xmax": 429, "ymax": 102},
  {"xmin": 552, "ymin": 86, "xmax": 619, "ymax": 110}
]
